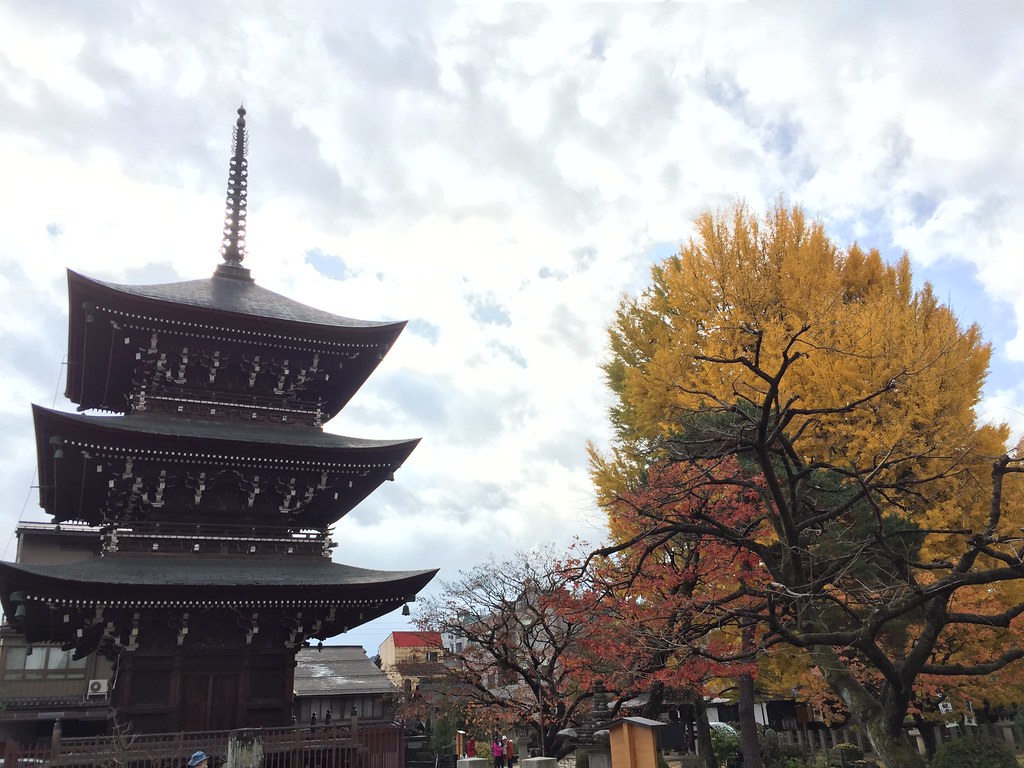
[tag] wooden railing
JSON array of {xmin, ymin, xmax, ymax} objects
[{"xmin": 3, "ymin": 721, "xmax": 405, "ymax": 768}]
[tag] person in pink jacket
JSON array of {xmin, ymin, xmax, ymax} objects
[{"xmin": 492, "ymin": 738, "xmax": 504, "ymax": 768}]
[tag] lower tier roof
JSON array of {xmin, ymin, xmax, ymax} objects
[
  {"xmin": 0, "ymin": 555, "xmax": 437, "ymax": 655},
  {"xmin": 0, "ymin": 555, "xmax": 436, "ymax": 606}
]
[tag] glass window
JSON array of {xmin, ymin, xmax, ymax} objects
[
  {"xmin": 2, "ymin": 644, "xmax": 92, "ymax": 680},
  {"xmin": 67, "ymin": 651, "xmax": 87, "ymax": 678},
  {"xmin": 4, "ymin": 646, "xmax": 26, "ymax": 679},
  {"xmin": 4, "ymin": 646, "xmax": 26, "ymax": 670},
  {"xmin": 25, "ymin": 649, "xmax": 46, "ymax": 669},
  {"xmin": 24, "ymin": 647, "xmax": 45, "ymax": 678}
]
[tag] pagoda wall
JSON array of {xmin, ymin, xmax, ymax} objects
[{"xmin": 110, "ymin": 607, "xmax": 298, "ymax": 733}]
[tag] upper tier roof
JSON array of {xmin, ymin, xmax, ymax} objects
[
  {"xmin": 65, "ymin": 269, "xmax": 407, "ymax": 418},
  {"xmin": 77, "ymin": 270, "xmax": 396, "ymax": 328}
]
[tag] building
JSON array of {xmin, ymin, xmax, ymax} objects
[
  {"xmin": 0, "ymin": 107, "xmax": 437, "ymax": 735},
  {"xmin": 0, "ymin": 524, "xmax": 112, "ymax": 743},
  {"xmin": 293, "ymin": 645, "xmax": 399, "ymax": 725},
  {"xmin": 379, "ymin": 631, "xmax": 445, "ymax": 697}
]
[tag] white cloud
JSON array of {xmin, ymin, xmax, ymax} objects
[{"xmin": 1, "ymin": 3, "xmax": 1023, "ymax": 655}]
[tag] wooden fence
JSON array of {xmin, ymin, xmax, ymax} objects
[
  {"xmin": 2, "ymin": 721, "xmax": 405, "ymax": 768},
  {"xmin": 662, "ymin": 719, "xmax": 1021, "ymax": 763},
  {"xmin": 770, "ymin": 720, "xmax": 1018, "ymax": 758}
]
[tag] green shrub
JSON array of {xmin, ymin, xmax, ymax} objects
[
  {"xmin": 709, "ymin": 723, "xmax": 741, "ymax": 768},
  {"xmin": 930, "ymin": 735, "xmax": 1017, "ymax": 768},
  {"xmin": 762, "ymin": 741, "xmax": 808, "ymax": 768},
  {"xmin": 833, "ymin": 742, "xmax": 862, "ymax": 761}
]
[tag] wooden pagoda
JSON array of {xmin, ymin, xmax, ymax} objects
[{"xmin": 0, "ymin": 107, "xmax": 437, "ymax": 733}]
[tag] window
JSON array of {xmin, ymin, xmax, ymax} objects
[
  {"xmin": 426, "ymin": 652, "xmax": 438, "ymax": 662},
  {"xmin": 4, "ymin": 645, "xmax": 87, "ymax": 680}
]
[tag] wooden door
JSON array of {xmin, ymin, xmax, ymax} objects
[{"xmin": 181, "ymin": 672, "xmax": 239, "ymax": 731}]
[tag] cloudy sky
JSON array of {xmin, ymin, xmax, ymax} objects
[{"xmin": 2, "ymin": 2, "xmax": 1023, "ymax": 655}]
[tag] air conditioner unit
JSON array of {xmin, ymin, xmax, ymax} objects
[{"xmin": 87, "ymin": 679, "xmax": 109, "ymax": 696}]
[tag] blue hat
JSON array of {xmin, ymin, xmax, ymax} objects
[{"xmin": 188, "ymin": 752, "xmax": 209, "ymax": 767}]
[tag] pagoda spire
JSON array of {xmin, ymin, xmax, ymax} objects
[{"xmin": 216, "ymin": 105, "xmax": 252, "ymax": 280}]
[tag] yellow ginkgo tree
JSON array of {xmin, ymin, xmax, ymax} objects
[{"xmin": 590, "ymin": 200, "xmax": 1024, "ymax": 768}]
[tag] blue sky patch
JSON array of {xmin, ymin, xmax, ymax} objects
[{"xmin": 305, "ymin": 248, "xmax": 355, "ymax": 281}]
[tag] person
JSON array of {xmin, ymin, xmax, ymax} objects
[
  {"xmin": 466, "ymin": 735, "xmax": 477, "ymax": 758},
  {"xmin": 492, "ymin": 738, "xmax": 504, "ymax": 768},
  {"xmin": 503, "ymin": 737, "xmax": 516, "ymax": 768},
  {"xmin": 187, "ymin": 751, "xmax": 209, "ymax": 768}
]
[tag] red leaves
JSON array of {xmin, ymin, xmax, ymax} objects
[{"xmin": 573, "ymin": 457, "xmax": 771, "ymax": 698}]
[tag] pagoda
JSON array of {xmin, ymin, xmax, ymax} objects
[{"xmin": 0, "ymin": 108, "xmax": 437, "ymax": 733}]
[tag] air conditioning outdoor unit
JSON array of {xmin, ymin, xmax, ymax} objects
[{"xmin": 87, "ymin": 679, "xmax": 109, "ymax": 696}]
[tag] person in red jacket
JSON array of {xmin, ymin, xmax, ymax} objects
[
  {"xmin": 503, "ymin": 737, "xmax": 516, "ymax": 768},
  {"xmin": 466, "ymin": 735, "xmax": 476, "ymax": 758}
]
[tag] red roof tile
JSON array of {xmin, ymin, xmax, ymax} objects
[{"xmin": 390, "ymin": 631, "xmax": 441, "ymax": 648}]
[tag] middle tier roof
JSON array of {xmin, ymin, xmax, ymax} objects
[{"xmin": 34, "ymin": 405, "xmax": 419, "ymax": 529}]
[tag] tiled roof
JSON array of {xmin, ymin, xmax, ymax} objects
[
  {"xmin": 389, "ymin": 631, "xmax": 442, "ymax": 649},
  {"xmin": 0, "ymin": 555, "xmax": 436, "ymax": 592},
  {"xmin": 34, "ymin": 406, "xmax": 418, "ymax": 451},
  {"xmin": 64, "ymin": 269, "xmax": 407, "ymax": 417},
  {"xmin": 294, "ymin": 646, "xmax": 398, "ymax": 697},
  {"xmin": 76, "ymin": 271, "xmax": 400, "ymax": 330}
]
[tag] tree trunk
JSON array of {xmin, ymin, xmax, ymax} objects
[
  {"xmin": 911, "ymin": 713, "xmax": 937, "ymax": 759},
  {"xmin": 861, "ymin": 716, "xmax": 924, "ymax": 768},
  {"xmin": 737, "ymin": 615, "xmax": 763, "ymax": 768},
  {"xmin": 808, "ymin": 646, "xmax": 925, "ymax": 768},
  {"xmin": 738, "ymin": 671, "xmax": 762, "ymax": 768},
  {"xmin": 693, "ymin": 695, "xmax": 718, "ymax": 768},
  {"xmin": 641, "ymin": 680, "xmax": 665, "ymax": 720}
]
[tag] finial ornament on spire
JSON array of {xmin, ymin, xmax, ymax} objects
[{"xmin": 220, "ymin": 104, "xmax": 249, "ymax": 266}]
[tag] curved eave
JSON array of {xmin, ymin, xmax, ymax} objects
[
  {"xmin": 34, "ymin": 406, "xmax": 419, "ymax": 451},
  {"xmin": 0, "ymin": 556, "xmax": 436, "ymax": 599},
  {"xmin": 68, "ymin": 269, "xmax": 404, "ymax": 331},
  {"xmin": 0, "ymin": 557, "xmax": 438, "ymax": 642},
  {"xmin": 33, "ymin": 405, "xmax": 420, "ymax": 527},
  {"xmin": 65, "ymin": 270, "xmax": 406, "ymax": 415}
]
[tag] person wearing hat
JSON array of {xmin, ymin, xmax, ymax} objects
[
  {"xmin": 503, "ymin": 736, "xmax": 516, "ymax": 768},
  {"xmin": 187, "ymin": 751, "xmax": 209, "ymax": 767}
]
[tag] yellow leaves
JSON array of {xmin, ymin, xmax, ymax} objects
[
  {"xmin": 597, "ymin": 199, "xmax": 1008, "ymax": 553},
  {"xmin": 593, "ymin": 199, "xmax": 1024, "ymax": 735}
]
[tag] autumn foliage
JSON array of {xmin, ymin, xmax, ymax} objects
[{"xmin": 588, "ymin": 201, "xmax": 1024, "ymax": 768}]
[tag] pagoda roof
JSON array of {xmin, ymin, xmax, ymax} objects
[
  {"xmin": 0, "ymin": 555, "xmax": 435, "ymax": 598},
  {"xmin": 34, "ymin": 405, "xmax": 419, "ymax": 528},
  {"xmin": 65, "ymin": 269, "xmax": 406, "ymax": 417},
  {"xmin": 73, "ymin": 270, "xmax": 398, "ymax": 330},
  {"xmin": 35, "ymin": 405, "xmax": 416, "ymax": 451},
  {"xmin": 0, "ymin": 555, "xmax": 437, "ymax": 646}
]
